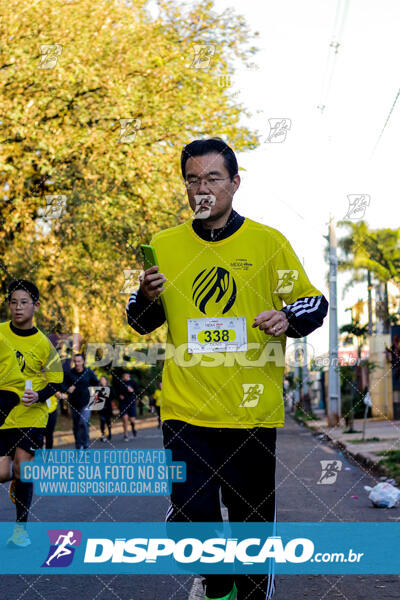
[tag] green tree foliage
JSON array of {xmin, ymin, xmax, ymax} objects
[
  {"xmin": 337, "ymin": 221, "xmax": 400, "ymax": 289},
  {"xmin": 0, "ymin": 0, "xmax": 259, "ymax": 342},
  {"xmin": 339, "ymin": 320, "xmax": 369, "ymax": 359}
]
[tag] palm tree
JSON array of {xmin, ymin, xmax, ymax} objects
[{"xmin": 336, "ymin": 221, "xmax": 400, "ymax": 333}]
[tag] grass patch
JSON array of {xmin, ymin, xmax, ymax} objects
[
  {"xmin": 350, "ymin": 437, "xmax": 381, "ymax": 444},
  {"xmin": 342, "ymin": 429, "xmax": 362, "ymax": 434},
  {"xmin": 294, "ymin": 407, "xmax": 318, "ymax": 423},
  {"xmin": 377, "ymin": 450, "xmax": 400, "ymax": 481}
]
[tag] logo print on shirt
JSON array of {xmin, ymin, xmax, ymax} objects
[
  {"xmin": 192, "ymin": 267, "xmax": 237, "ymax": 315},
  {"xmin": 15, "ymin": 350, "xmax": 25, "ymax": 372},
  {"xmin": 239, "ymin": 384, "xmax": 264, "ymax": 407}
]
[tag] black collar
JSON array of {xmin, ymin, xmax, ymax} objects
[
  {"xmin": 191, "ymin": 209, "xmax": 245, "ymax": 242},
  {"xmin": 9, "ymin": 321, "xmax": 38, "ymax": 337},
  {"xmin": 72, "ymin": 367, "xmax": 86, "ymax": 375}
]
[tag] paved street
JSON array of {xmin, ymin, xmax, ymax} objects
[
  {"xmin": 275, "ymin": 416, "xmax": 400, "ymax": 599},
  {"xmin": 1, "ymin": 416, "xmax": 399, "ymax": 599},
  {"xmin": 306, "ymin": 413, "xmax": 400, "ymax": 469}
]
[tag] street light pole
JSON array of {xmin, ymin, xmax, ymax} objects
[
  {"xmin": 302, "ymin": 337, "xmax": 309, "ymax": 396},
  {"xmin": 302, "ymin": 337, "xmax": 311, "ymax": 415},
  {"xmin": 328, "ymin": 216, "xmax": 341, "ymax": 424},
  {"xmin": 294, "ymin": 337, "xmax": 301, "ymax": 407}
]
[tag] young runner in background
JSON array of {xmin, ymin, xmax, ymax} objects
[{"xmin": 0, "ymin": 280, "xmax": 63, "ymax": 547}]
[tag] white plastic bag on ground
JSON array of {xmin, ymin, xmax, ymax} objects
[{"xmin": 364, "ymin": 482, "xmax": 400, "ymax": 508}]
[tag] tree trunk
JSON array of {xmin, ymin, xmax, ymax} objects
[
  {"xmin": 384, "ymin": 282, "xmax": 390, "ymax": 334},
  {"xmin": 375, "ymin": 282, "xmax": 390, "ymax": 335},
  {"xmin": 367, "ymin": 270, "xmax": 373, "ymax": 335}
]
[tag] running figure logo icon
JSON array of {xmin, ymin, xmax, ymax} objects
[
  {"xmin": 344, "ymin": 194, "xmax": 370, "ymax": 220},
  {"xmin": 37, "ymin": 44, "xmax": 63, "ymax": 69},
  {"xmin": 118, "ymin": 118, "xmax": 141, "ymax": 144},
  {"xmin": 120, "ymin": 269, "xmax": 143, "ymax": 294},
  {"xmin": 42, "ymin": 529, "xmax": 82, "ymax": 567},
  {"xmin": 88, "ymin": 386, "xmax": 110, "ymax": 411},
  {"xmin": 239, "ymin": 384, "xmax": 264, "ymax": 408},
  {"xmin": 42, "ymin": 195, "xmax": 67, "ymax": 219},
  {"xmin": 274, "ymin": 270, "xmax": 299, "ymax": 294},
  {"xmin": 191, "ymin": 44, "xmax": 215, "ymax": 70},
  {"xmin": 317, "ymin": 460, "xmax": 342, "ymax": 485},
  {"xmin": 266, "ymin": 118, "xmax": 291, "ymax": 143},
  {"xmin": 193, "ymin": 194, "xmax": 216, "ymax": 220}
]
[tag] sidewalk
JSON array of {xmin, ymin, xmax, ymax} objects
[
  {"xmin": 301, "ymin": 409, "xmax": 400, "ymax": 480},
  {"xmin": 52, "ymin": 416, "xmax": 160, "ymax": 447}
]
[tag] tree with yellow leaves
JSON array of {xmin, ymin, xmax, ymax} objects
[{"xmin": 0, "ymin": 0, "xmax": 259, "ymax": 345}]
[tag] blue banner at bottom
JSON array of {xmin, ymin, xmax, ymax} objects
[{"xmin": 0, "ymin": 522, "xmax": 397, "ymax": 574}]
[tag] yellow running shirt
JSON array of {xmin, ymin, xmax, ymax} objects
[
  {"xmin": 0, "ymin": 321, "xmax": 63, "ymax": 429},
  {"xmin": 0, "ymin": 333, "xmax": 25, "ymax": 398},
  {"xmin": 152, "ymin": 218, "xmax": 322, "ymax": 429},
  {"xmin": 153, "ymin": 389, "xmax": 162, "ymax": 407},
  {"xmin": 47, "ymin": 395, "xmax": 58, "ymax": 413}
]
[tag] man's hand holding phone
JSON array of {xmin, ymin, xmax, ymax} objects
[{"xmin": 140, "ymin": 265, "xmax": 166, "ymax": 301}]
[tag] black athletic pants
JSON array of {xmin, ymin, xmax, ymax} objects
[
  {"xmin": 0, "ymin": 391, "xmax": 20, "ymax": 428},
  {"xmin": 44, "ymin": 409, "xmax": 58, "ymax": 449},
  {"xmin": 163, "ymin": 420, "xmax": 276, "ymax": 600}
]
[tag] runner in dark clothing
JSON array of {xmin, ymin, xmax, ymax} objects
[
  {"xmin": 63, "ymin": 354, "xmax": 99, "ymax": 449},
  {"xmin": 116, "ymin": 372, "xmax": 138, "ymax": 441}
]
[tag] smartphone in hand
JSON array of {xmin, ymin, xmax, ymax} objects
[{"xmin": 141, "ymin": 244, "xmax": 158, "ymax": 271}]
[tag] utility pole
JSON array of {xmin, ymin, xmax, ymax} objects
[
  {"xmin": 302, "ymin": 338, "xmax": 309, "ymax": 395},
  {"xmin": 328, "ymin": 216, "xmax": 341, "ymax": 424},
  {"xmin": 302, "ymin": 337, "xmax": 312, "ymax": 415},
  {"xmin": 294, "ymin": 337, "xmax": 301, "ymax": 407}
]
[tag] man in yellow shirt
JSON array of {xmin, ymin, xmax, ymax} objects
[
  {"xmin": 152, "ymin": 382, "xmax": 162, "ymax": 428},
  {"xmin": 0, "ymin": 280, "xmax": 63, "ymax": 547},
  {"xmin": 127, "ymin": 138, "xmax": 328, "ymax": 600}
]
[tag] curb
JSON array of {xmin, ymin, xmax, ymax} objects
[
  {"xmin": 292, "ymin": 414, "xmax": 390, "ymax": 480},
  {"xmin": 52, "ymin": 416, "xmax": 160, "ymax": 447}
]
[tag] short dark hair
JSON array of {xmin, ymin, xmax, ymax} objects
[
  {"xmin": 181, "ymin": 137, "xmax": 238, "ymax": 180},
  {"xmin": 7, "ymin": 279, "xmax": 39, "ymax": 303},
  {"xmin": 73, "ymin": 353, "xmax": 85, "ymax": 361}
]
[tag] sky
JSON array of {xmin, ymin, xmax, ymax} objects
[
  {"xmin": 207, "ymin": 0, "xmax": 400, "ymax": 356},
  {"xmin": 145, "ymin": 0, "xmax": 400, "ymax": 357}
]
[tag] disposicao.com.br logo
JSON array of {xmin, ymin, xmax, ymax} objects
[
  {"xmin": 83, "ymin": 535, "xmax": 350, "ymax": 566},
  {"xmin": 2, "ymin": 522, "xmax": 393, "ymax": 575}
]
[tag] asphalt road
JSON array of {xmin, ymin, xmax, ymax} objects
[{"xmin": 1, "ymin": 416, "xmax": 399, "ymax": 599}]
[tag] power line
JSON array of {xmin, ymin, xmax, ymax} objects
[
  {"xmin": 371, "ymin": 87, "xmax": 400, "ymax": 155},
  {"xmin": 318, "ymin": 0, "xmax": 350, "ymax": 114}
]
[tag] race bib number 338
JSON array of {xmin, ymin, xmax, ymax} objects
[{"xmin": 187, "ymin": 317, "xmax": 247, "ymax": 353}]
